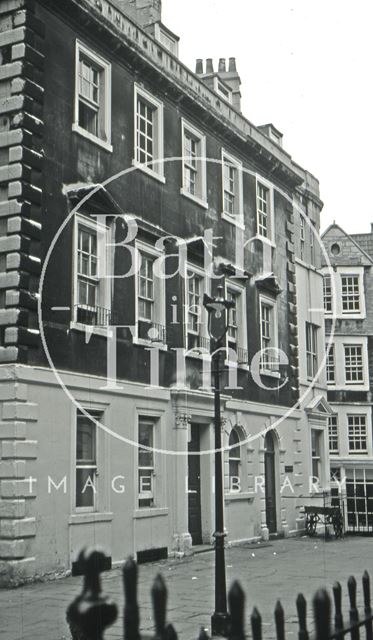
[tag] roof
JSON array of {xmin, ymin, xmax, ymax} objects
[{"xmin": 321, "ymin": 223, "xmax": 373, "ymax": 266}]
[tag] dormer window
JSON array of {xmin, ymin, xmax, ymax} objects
[
  {"xmin": 214, "ymin": 77, "xmax": 232, "ymax": 104},
  {"xmin": 154, "ymin": 23, "xmax": 179, "ymax": 57}
]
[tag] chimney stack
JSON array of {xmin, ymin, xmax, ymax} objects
[
  {"xmin": 195, "ymin": 59, "xmax": 203, "ymax": 75},
  {"xmin": 112, "ymin": 0, "xmax": 162, "ymax": 28},
  {"xmin": 195, "ymin": 56, "xmax": 242, "ymax": 112},
  {"xmin": 370, "ymin": 223, "xmax": 373, "ymax": 234},
  {"xmin": 206, "ymin": 58, "xmax": 214, "ymax": 74},
  {"xmin": 217, "ymin": 57, "xmax": 241, "ymax": 111}
]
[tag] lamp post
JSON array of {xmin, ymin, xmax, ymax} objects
[{"xmin": 203, "ymin": 285, "xmax": 235, "ymax": 637}]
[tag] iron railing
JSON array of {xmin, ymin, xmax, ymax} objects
[
  {"xmin": 75, "ymin": 304, "xmax": 116, "ymax": 327},
  {"xmin": 138, "ymin": 320, "xmax": 167, "ymax": 343},
  {"xmin": 66, "ymin": 547, "xmax": 373, "ymax": 640}
]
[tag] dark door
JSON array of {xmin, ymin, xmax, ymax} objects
[
  {"xmin": 264, "ymin": 432, "xmax": 277, "ymax": 534},
  {"xmin": 188, "ymin": 424, "xmax": 202, "ymax": 544}
]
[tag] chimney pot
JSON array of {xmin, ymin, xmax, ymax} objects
[
  {"xmin": 206, "ymin": 58, "xmax": 214, "ymax": 74},
  {"xmin": 228, "ymin": 57, "xmax": 237, "ymax": 72},
  {"xmin": 196, "ymin": 59, "xmax": 203, "ymax": 74},
  {"xmin": 218, "ymin": 58, "xmax": 226, "ymax": 72},
  {"xmin": 370, "ymin": 223, "xmax": 373, "ymax": 234}
]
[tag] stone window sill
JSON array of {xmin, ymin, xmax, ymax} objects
[{"xmin": 69, "ymin": 512, "xmax": 113, "ymax": 525}]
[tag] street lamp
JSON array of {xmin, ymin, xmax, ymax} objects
[{"xmin": 203, "ymin": 285, "xmax": 235, "ymax": 637}]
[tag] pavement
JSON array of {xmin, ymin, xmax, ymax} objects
[{"xmin": 0, "ymin": 535, "xmax": 372, "ymax": 640}]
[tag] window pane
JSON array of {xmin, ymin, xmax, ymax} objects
[
  {"xmin": 76, "ymin": 416, "xmax": 96, "ymax": 462},
  {"xmin": 76, "ymin": 468, "xmax": 95, "ymax": 508}
]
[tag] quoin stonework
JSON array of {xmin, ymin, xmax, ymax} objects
[{"xmin": 0, "ymin": 0, "xmax": 331, "ymax": 586}]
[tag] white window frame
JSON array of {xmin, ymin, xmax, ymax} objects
[
  {"xmin": 256, "ymin": 176, "xmax": 275, "ymax": 244},
  {"xmin": 133, "ymin": 407, "xmax": 167, "ymax": 516},
  {"xmin": 300, "ymin": 215, "xmax": 305, "ymax": 261},
  {"xmin": 341, "ymin": 273, "xmax": 361, "ymax": 315},
  {"xmin": 344, "ymin": 344, "xmax": 364, "ymax": 385},
  {"xmin": 306, "ymin": 322, "xmax": 318, "ymax": 380},
  {"xmin": 221, "ymin": 149, "xmax": 244, "ymax": 228},
  {"xmin": 153, "ymin": 23, "xmax": 179, "ymax": 56},
  {"xmin": 348, "ymin": 414, "xmax": 368, "ymax": 454},
  {"xmin": 184, "ymin": 263, "xmax": 210, "ymax": 356},
  {"xmin": 259, "ymin": 294, "xmax": 280, "ymax": 377},
  {"xmin": 325, "ymin": 337, "xmax": 368, "ymax": 390},
  {"xmin": 309, "ymin": 221, "xmax": 315, "ymax": 264},
  {"xmin": 74, "ymin": 409, "xmax": 100, "ymax": 513},
  {"xmin": 323, "ymin": 274, "xmax": 333, "ymax": 313},
  {"xmin": 73, "ymin": 41, "xmax": 112, "ymax": 152},
  {"xmin": 311, "ymin": 428, "xmax": 323, "ymax": 482},
  {"xmin": 133, "ymin": 84, "xmax": 165, "ymax": 183},
  {"xmin": 328, "ymin": 415, "xmax": 339, "ymax": 454},
  {"xmin": 137, "ymin": 417, "xmax": 156, "ymax": 508},
  {"xmin": 320, "ymin": 267, "xmax": 365, "ymax": 319},
  {"xmin": 226, "ymin": 280, "xmax": 248, "ymax": 368},
  {"xmin": 134, "ymin": 240, "xmax": 166, "ymax": 349},
  {"xmin": 326, "ymin": 343, "xmax": 335, "ymax": 385},
  {"xmin": 228, "ymin": 427, "xmax": 242, "ymax": 493},
  {"xmin": 180, "ymin": 118, "xmax": 207, "ymax": 208},
  {"xmin": 214, "ymin": 76, "xmax": 232, "ymax": 104},
  {"xmin": 72, "ymin": 214, "xmax": 113, "ymax": 336}
]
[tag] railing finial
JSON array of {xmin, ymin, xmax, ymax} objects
[
  {"xmin": 313, "ymin": 589, "xmax": 331, "ymax": 640},
  {"xmin": 123, "ymin": 557, "xmax": 140, "ymax": 640},
  {"xmin": 66, "ymin": 547, "xmax": 117, "ymax": 640},
  {"xmin": 152, "ymin": 573, "xmax": 168, "ymax": 639},
  {"xmin": 332, "ymin": 582, "xmax": 343, "ymax": 631},
  {"xmin": 274, "ymin": 600, "xmax": 285, "ymax": 640},
  {"xmin": 251, "ymin": 607, "xmax": 262, "ymax": 640},
  {"xmin": 296, "ymin": 593, "xmax": 309, "ymax": 640},
  {"xmin": 228, "ymin": 580, "xmax": 245, "ymax": 640}
]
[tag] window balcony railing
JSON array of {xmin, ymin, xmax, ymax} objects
[
  {"xmin": 76, "ymin": 304, "xmax": 117, "ymax": 326},
  {"xmin": 187, "ymin": 333, "xmax": 211, "ymax": 353},
  {"xmin": 138, "ymin": 320, "xmax": 167, "ymax": 344},
  {"xmin": 260, "ymin": 353, "xmax": 280, "ymax": 372},
  {"xmin": 236, "ymin": 347, "xmax": 249, "ymax": 365}
]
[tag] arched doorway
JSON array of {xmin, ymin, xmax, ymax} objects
[{"xmin": 264, "ymin": 431, "xmax": 277, "ymax": 533}]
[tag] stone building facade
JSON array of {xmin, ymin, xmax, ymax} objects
[
  {"xmin": 322, "ymin": 223, "xmax": 373, "ymax": 533},
  {"xmin": 0, "ymin": 0, "xmax": 328, "ymax": 585}
]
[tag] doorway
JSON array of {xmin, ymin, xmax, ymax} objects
[
  {"xmin": 188, "ymin": 424, "xmax": 202, "ymax": 544},
  {"xmin": 264, "ymin": 431, "xmax": 277, "ymax": 534}
]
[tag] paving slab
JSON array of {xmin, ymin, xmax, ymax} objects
[{"xmin": 0, "ymin": 536, "xmax": 371, "ymax": 640}]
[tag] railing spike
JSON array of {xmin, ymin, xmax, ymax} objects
[
  {"xmin": 66, "ymin": 547, "xmax": 117, "ymax": 640},
  {"xmin": 164, "ymin": 623, "xmax": 178, "ymax": 640},
  {"xmin": 363, "ymin": 572, "xmax": 373, "ymax": 640},
  {"xmin": 313, "ymin": 589, "xmax": 331, "ymax": 640},
  {"xmin": 274, "ymin": 600, "xmax": 285, "ymax": 640},
  {"xmin": 197, "ymin": 628, "xmax": 210, "ymax": 640},
  {"xmin": 123, "ymin": 557, "xmax": 140, "ymax": 640},
  {"xmin": 152, "ymin": 573, "xmax": 168, "ymax": 639},
  {"xmin": 296, "ymin": 594, "xmax": 308, "ymax": 640},
  {"xmin": 251, "ymin": 607, "xmax": 262, "ymax": 640},
  {"xmin": 333, "ymin": 582, "xmax": 343, "ymax": 631},
  {"xmin": 348, "ymin": 577, "xmax": 358, "ymax": 616},
  {"xmin": 348, "ymin": 575, "xmax": 360, "ymax": 640},
  {"xmin": 363, "ymin": 572, "xmax": 371, "ymax": 610},
  {"xmin": 228, "ymin": 580, "xmax": 245, "ymax": 640}
]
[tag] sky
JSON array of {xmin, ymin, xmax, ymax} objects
[{"xmin": 162, "ymin": 0, "xmax": 373, "ymax": 235}]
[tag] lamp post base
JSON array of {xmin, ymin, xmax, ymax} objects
[{"xmin": 211, "ymin": 611, "xmax": 230, "ymax": 637}]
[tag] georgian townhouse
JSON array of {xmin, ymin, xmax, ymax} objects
[
  {"xmin": 322, "ymin": 224, "xmax": 373, "ymax": 534},
  {"xmin": 0, "ymin": 0, "xmax": 327, "ymax": 585}
]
